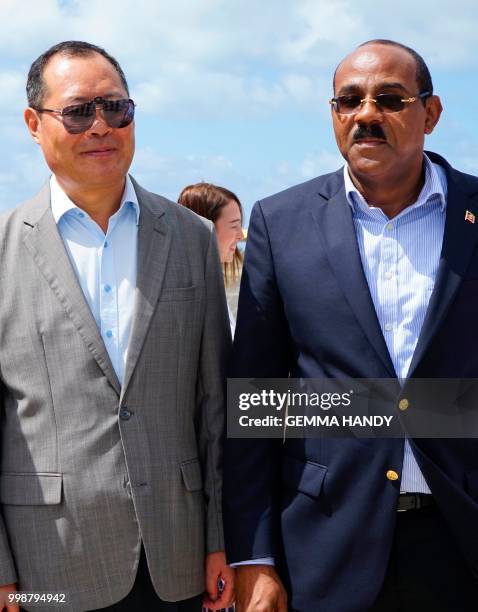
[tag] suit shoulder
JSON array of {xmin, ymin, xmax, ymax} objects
[
  {"xmin": 0, "ymin": 188, "xmax": 49, "ymax": 237},
  {"xmin": 257, "ymin": 170, "xmax": 343, "ymax": 216},
  {"xmin": 132, "ymin": 182, "xmax": 214, "ymax": 253},
  {"xmin": 143, "ymin": 190, "xmax": 212, "ymax": 231},
  {"xmin": 426, "ymin": 151, "xmax": 478, "ymax": 195},
  {"xmin": 452, "ymin": 168, "xmax": 478, "ymax": 194}
]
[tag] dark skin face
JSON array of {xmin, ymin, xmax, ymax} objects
[{"xmin": 332, "ymin": 43, "xmax": 443, "ymax": 218}]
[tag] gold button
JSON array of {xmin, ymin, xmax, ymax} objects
[
  {"xmin": 398, "ymin": 398, "xmax": 409, "ymax": 411},
  {"xmin": 386, "ymin": 470, "xmax": 399, "ymax": 481}
]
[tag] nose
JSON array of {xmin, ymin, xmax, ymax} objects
[
  {"xmin": 236, "ymin": 227, "xmax": 244, "ymax": 240},
  {"xmin": 86, "ymin": 106, "xmax": 112, "ymax": 136},
  {"xmin": 354, "ymin": 98, "xmax": 383, "ymax": 124}
]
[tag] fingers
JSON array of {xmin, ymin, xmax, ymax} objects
[
  {"xmin": 205, "ymin": 572, "xmax": 220, "ymax": 604},
  {"xmin": 219, "ymin": 574, "xmax": 235, "ymax": 607}
]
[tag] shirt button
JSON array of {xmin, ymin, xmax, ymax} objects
[
  {"xmin": 104, "ymin": 284, "xmax": 112, "ymax": 293},
  {"xmin": 385, "ymin": 271, "xmax": 393, "ymax": 280},
  {"xmin": 399, "ymin": 398, "xmax": 409, "ymax": 411},
  {"xmin": 384, "ymin": 323, "xmax": 393, "ymax": 332},
  {"xmin": 119, "ymin": 408, "xmax": 132, "ymax": 421},
  {"xmin": 386, "ymin": 470, "xmax": 399, "ymax": 481},
  {"xmin": 78, "ymin": 211, "xmax": 85, "ymax": 218},
  {"xmin": 105, "ymin": 330, "xmax": 113, "ymax": 338},
  {"xmin": 386, "ymin": 222, "xmax": 393, "ymax": 231},
  {"xmin": 104, "ymin": 241, "xmax": 109, "ymax": 248}
]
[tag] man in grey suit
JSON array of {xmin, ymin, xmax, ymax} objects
[{"xmin": 0, "ymin": 41, "xmax": 233, "ymax": 611}]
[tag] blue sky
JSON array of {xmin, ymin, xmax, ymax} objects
[{"xmin": 0, "ymin": 0, "xmax": 477, "ymax": 223}]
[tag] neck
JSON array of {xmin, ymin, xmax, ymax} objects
[
  {"xmin": 56, "ymin": 178, "xmax": 126, "ymax": 233},
  {"xmin": 349, "ymin": 162, "xmax": 425, "ymax": 219}
]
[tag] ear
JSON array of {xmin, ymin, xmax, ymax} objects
[
  {"xmin": 24, "ymin": 107, "xmax": 42, "ymax": 144},
  {"xmin": 424, "ymin": 95, "xmax": 443, "ymax": 135}
]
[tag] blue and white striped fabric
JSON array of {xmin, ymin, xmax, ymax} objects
[{"xmin": 344, "ymin": 154, "xmax": 447, "ymax": 493}]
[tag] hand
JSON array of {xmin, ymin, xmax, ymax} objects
[
  {"xmin": 235, "ymin": 565, "xmax": 287, "ymax": 612},
  {"xmin": 0, "ymin": 584, "xmax": 19, "ymax": 612},
  {"xmin": 203, "ymin": 551, "xmax": 235, "ymax": 610}
]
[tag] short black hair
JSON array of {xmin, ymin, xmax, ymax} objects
[
  {"xmin": 334, "ymin": 39, "xmax": 433, "ymax": 102},
  {"xmin": 26, "ymin": 41, "xmax": 129, "ymax": 108}
]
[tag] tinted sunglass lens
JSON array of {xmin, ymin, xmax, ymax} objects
[
  {"xmin": 376, "ymin": 94, "xmax": 404, "ymax": 112},
  {"xmin": 62, "ymin": 102, "xmax": 96, "ymax": 133},
  {"xmin": 338, "ymin": 95, "xmax": 361, "ymax": 113},
  {"xmin": 61, "ymin": 99, "xmax": 135, "ymax": 133},
  {"xmin": 103, "ymin": 100, "xmax": 135, "ymax": 128}
]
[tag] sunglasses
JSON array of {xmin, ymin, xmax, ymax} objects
[
  {"xmin": 33, "ymin": 96, "xmax": 135, "ymax": 134},
  {"xmin": 329, "ymin": 91, "xmax": 431, "ymax": 115}
]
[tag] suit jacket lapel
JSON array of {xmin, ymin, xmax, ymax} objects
[
  {"xmin": 408, "ymin": 162, "xmax": 478, "ymax": 376},
  {"xmin": 120, "ymin": 181, "xmax": 172, "ymax": 401},
  {"xmin": 22, "ymin": 184, "xmax": 121, "ymax": 395},
  {"xmin": 311, "ymin": 174, "xmax": 396, "ymax": 377}
]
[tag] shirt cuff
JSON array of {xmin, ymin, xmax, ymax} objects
[{"xmin": 230, "ymin": 557, "xmax": 275, "ymax": 567}]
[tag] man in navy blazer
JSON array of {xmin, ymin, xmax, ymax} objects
[{"xmin": 224, "ymin": 40, "xmax": 478, "ymax": 611}]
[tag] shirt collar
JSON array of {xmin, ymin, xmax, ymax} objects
[
  {"xmin": 50, "ymin": 174, "xmax": 140, "ymax": 225},
  {"xmin": 343, "ymin": 153, "xmax": 447, "ymax": 215}
]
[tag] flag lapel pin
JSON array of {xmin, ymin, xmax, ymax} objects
[{"xmin": 465, "ymin": 210, "xmax": 476, "ymax": 224}]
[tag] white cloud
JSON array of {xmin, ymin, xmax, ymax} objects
[
  {"xmin": 1, "ymin": 0, "xmax": 477, "ymax": 121},
  {"xmin": 0, "ymin": 0, "xmax": 476, "ymax": 215},
  {"xmin": 0, "ymin": 149, "xmax": 47, "ymax": 212},
  {"xmin": 130, "ymin": 146, "xmax": 251, "ymax": 204},
  {"xmin": 301, "ymin": 150, "xmax": 343, "ymax": 178},
  {"xmin": 0, "ymin": 70, "xmax": 26, "ymax": 112},
  {"xmin": 134, "ymin": 71, "xmax": 286, "ymax": 119}
]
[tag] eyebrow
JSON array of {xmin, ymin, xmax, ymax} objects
[{"xmin": 336, "ymin": 82, "xmax": 409, "ymax": 96}]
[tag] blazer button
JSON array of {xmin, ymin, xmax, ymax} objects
[
  {"xmin": 386, "ymin": 470, "xmax": 399, "ymax": 481},
  {"xmin": 119, "ymin": 408, "xmax": 132, "ymax": 421},
  {"xmin": 398, "ymin": 398, "xmax": 409, "ymax": 411}
]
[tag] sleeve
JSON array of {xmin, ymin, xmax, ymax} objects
[
  {"xmin": 223, "ymin": 201, "xmax": 290, "ymax": 564},
  {"xmin": 0, "ymin": 381, "xmax": 18, "ymax": 585},
  {"xmin": 196, "ymin": 226, "xmax": 232, "ymax": 553}
]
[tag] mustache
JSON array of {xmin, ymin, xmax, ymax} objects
[{"xmin": 353, "ymin": 124, "xmax": 386, "ymax": 141}]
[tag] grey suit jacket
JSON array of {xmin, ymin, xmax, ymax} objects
[{"xmin": 0, "ymin": 177, "xmax": 230, "ymax": 610}]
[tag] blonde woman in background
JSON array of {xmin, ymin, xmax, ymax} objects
[{"xmin": 178, "ymin": 183, "xmax": 244, "ymax": 336}]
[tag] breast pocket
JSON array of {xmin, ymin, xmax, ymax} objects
[{"xmin": 159, "ymin": 285, "xmax": 201, "ymax": 302}]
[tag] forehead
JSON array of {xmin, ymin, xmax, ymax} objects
[
  {"xmin": 219, "ymin": 199, "xmax": 241, "ymax": 220},
  {"xmin": 335, "ymin": 44, "xmax": 418, "ymax": 92},
  {"xmin": 42, "ymin": 52, "xmax": 126, "ymax": 104}
]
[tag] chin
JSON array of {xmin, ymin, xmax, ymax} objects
[{"xmin": 350, "ymin": 157, "xmax": 393, "ymax": 178}]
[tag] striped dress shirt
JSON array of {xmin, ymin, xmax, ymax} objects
[{"xmin": 344, "ymin": 153, "xmax": 447, "ymax": 493}]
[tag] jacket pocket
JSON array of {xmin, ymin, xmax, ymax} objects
[
  {"xmin": 180, "ymin": 458, "xmax": 203, "ymax": 491},
  {"xmin": 160, "ymin": 285, "xmax": 201, "ymax": 302},
  {"xmin": 0, "ymin": 472, "xmax": 62, "ymax": 505},
  {"xmin": 282, "ymin": 456, "xmax": 327, "ymax": 499}
]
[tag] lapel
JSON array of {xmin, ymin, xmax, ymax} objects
[
  {"xmin": 408, "ymin": 153, "xmax": 478, "ymax": 376},
  {"xmin": 310, "ymin": 171, "xmax": 397, "ymax": 377},
  {"xmin": 22, "ymin": 183, "xmax": 121, "ymax": 395},
  {"xmin": 120, "ymin": 178, "xmax": 172, "ymax": 401}
]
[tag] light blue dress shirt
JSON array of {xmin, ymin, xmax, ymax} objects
[
  {"xmin": 50, "ymin": 175, "xmax": 139, "ymax": 385},
  {"xmin": 344, "ymin": 153, "xmax": 447, "ymax": 494}
]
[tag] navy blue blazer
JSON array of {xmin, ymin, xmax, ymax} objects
[{"xmin": 223, "ymin": 152, "xmax": 478, "ymax": 612}]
